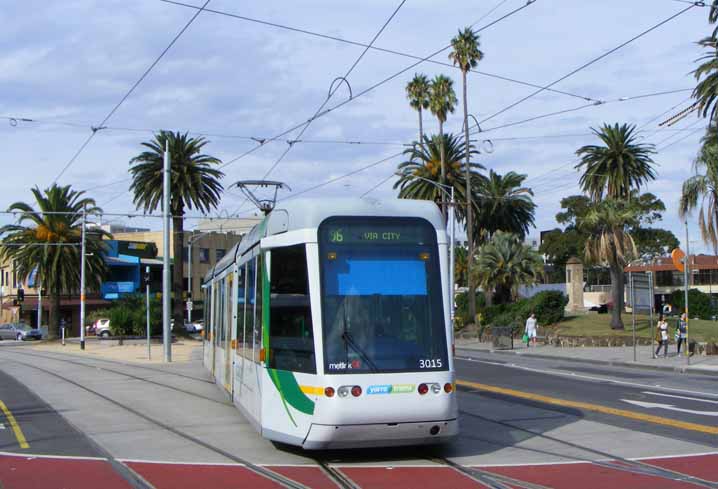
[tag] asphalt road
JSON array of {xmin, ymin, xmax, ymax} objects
[
  {"xmin": 0, "ymin": 368, "xmax": 100, "ymax": 456},
  {"xmin": 455, "ymin": 348, "xmax": 718, "ymax": 448}
]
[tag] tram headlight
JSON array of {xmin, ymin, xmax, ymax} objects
[
  {"xmin": 324, "ymin": 387, "xmax": 335, "ymax": 398},
  {"xmin": 351, "ymin": 385, "xmax": 362, "ymax": 397},
  {"xmin": 444, "ymin": 383, "xmax": 454, "ymax": 394},
  {"xmin": 418, "ymin": 383, "xmax": 429, "ymax": 395},
  {"xmin": 430, "ymin": 383, "xmax": 441, "ymax": 394},
  {"xmin": 337, "ymin": 386, "xmax": 350, "ymax": 398}
]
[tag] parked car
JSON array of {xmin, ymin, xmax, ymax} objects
[
  {"xmin": 0, "ymin": 323, "xmax": 42, "ymax": 341},
  {"xmin": 94, "ymin": 318, "xmax": 111, "ymax": 337},
  {"xmin": 184, "ymin": 321, "xmax": 203, "ymax": 333}
]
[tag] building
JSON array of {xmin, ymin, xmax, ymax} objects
[
  {"xmin": 112, "ymin": 228, "xmax": 246, "ymax": 307},
  {"xmin": 625, "ymin": 254, "xmax": 718, "ymax": 303}
]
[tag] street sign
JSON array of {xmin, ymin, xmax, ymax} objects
[
  {"xmin": 627, "ymin": 273, "xmax": 653, "ymax": 312},
  {"xmin": 672, "ymin": 248, "xmax": 685, "ymax": 272},
  {"xmin": 186, "ymin": 301, "xmax": 193, "ymax": 312}
]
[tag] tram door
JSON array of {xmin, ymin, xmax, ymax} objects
[{"xmin": 224, "ymin": 272, "xmax": 234, "ymax": 394}]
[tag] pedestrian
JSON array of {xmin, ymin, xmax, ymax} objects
[
  {"xmin": 655, "ymin": 315, "xmax": 668, "ymax": 358},
  {"xmin": 524, "ymin": 312, "xmax": 538, "ymax": 348},
  {"xmin": 676, "ymin": 313, "xmax": 688, "ymax": 355}
]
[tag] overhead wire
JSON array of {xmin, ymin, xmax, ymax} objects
[
  {"xmin": 158, "ymin": 0, "xmax": 596, "ymax": 103},
  {"xmin": 52, "ymin": 0, "xmax": 212, "ymax": 184},
  {"xmin": 217, "ymin": 0, "xmax": 539, "ymax": 173},
  {"xmin": 473, "ymin": 3, "xmax": 698, "ymax": 130}
]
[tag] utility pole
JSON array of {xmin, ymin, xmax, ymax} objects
[
  {"xmin": 145, "ymin": 266, "xmax": 151, "ymax": 360},
  {"xmin": 187, "ymin": 235, "xmax": 192, "ymax": 325},
  {"xmin": 684, "ymin": 220, "xmax": 690, "ymax": 365},
  {"xmin": 80, "ymin": 206, "xmax": 87, "ymax": 351},
  {"xmin": 163, "ymin": 140, "xmax": 172, "ymax": 362},
  {"xmin": 37, "ymin": 280, "xmax": 42, "ymax": 330}
]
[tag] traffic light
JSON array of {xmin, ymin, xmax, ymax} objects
[{"xmin": 17, "ymin": 288, "xmax": 24, "ymax": 302}]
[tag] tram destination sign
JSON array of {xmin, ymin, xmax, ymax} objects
[{"xmin": 323, "ymin": 222, "xmax": 429, "ymax": 246}]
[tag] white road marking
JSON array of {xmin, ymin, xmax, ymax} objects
[
  {"xmin": 621, "ymin": 399, "xmax": 718, "ymax": 417},
  {"xmin": 454, "ymin": 355, "xmax": 718, "ymax": 399},
  {"xmin": 643, "ymin": 391, "xmax": 718, "ymax": 405},
  {"xmin": 0, "ymin": 423, "xmax": 5, "ymax": 430}
]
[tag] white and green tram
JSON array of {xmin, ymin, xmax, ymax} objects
[{"xmin": 202, "ymin": 198, "xmax": 457, "ymax": 449}]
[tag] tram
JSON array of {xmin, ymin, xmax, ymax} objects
[{"xmin": 201, "ymin": 198, "xmax": 457, "ymax": 449}]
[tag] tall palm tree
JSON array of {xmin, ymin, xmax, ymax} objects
[
  {"xmin": 0, "ymin": 185, "xmax": 109, "ymax": 337},
  {"xmin": 129, "ymin": 131, "xmax": 224, "ymax": 327},
  {"xmin": 450, "ymin": 27, "xmax": 484, "ymax": 323},
  {"xmin": 428, "ymin": 74, "xmax": 457, "ymax": 217},
  {"xmin": 474, "ymin": 170, "xmax": 536, "ymax": 243},
  {"xmin": 473, "ymin": 231, "xmax": 543, "ymax": 305},
  {"xmin": 680, "ymin": 127, "xmax": 718, "ymax": 251},
  {"xmin": 579, "ymin": 199, "xmax": 638, "ymax": 330},
  {"xmin": 575, "ymin": 123, "xmax": 656, "ymax": 201},
  {"xmin": 405, "ymin": 74, "xmax": 431, "ymax": 142},
  {"xmin": 693, "ymin": 34, "xmax": 718, "ymax": 123},
  {"xmin": 394, "ymin": 133, "xmax": 482, "ymax": 224}
]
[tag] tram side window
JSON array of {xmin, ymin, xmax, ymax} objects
[
  {"xmin": 268, "ymin": 245, "xmax": 315, "ymax": 374},
  {"xmin": 253, "ymin": 255, "xmax": 264, "ymax": 363},
  {"xmin": 246, "ymin": 259, "xmax": 257, "ymax": 360},
  {"xmin": 218, "ymin": 279, "xmax": 226, "ymax": 345},
  {"xmin": 236, "ymin": 266, "xmax": 246, "ymax": 355},
  {"xmin": 202, "ymin": 287, "xmax": 209, "ymax": 341},
  {"xmin": 224, "ymin": 273, "xmax": 233, "ymax": 345}
]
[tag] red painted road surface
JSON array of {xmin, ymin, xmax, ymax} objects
[{"xmin": 0, "ymin": 453, "xmax": 716, "ymax": 488}]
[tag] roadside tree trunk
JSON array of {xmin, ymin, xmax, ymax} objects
[
  {"xmin": 439, "ymin": 119, "xmax": 447, "ymax": 220},
  {"xmin": 172, "ymin": 214, "xmax": 186, "ymax": 330},
  {"xmin": 418, "ymin": 108, "xmax": 424, "ymax": 143},
  {"xmin": 609, "ymin": 258, "xmax": 625, "ymax": 330},
  {"xmin": 49, "ymin": 283, "xmax": 60, "ymax": 339}
]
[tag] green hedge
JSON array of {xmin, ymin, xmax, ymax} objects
[
  {"xmin": 670, "ymin": 289, "xmax": 714, "ymax": 320},
  {"xmin": 454, "ymin": 290, "xmax": 567, "ymax": 332},
  {"xmin": 106, "ymin": 294, "xmax": 163, "ymax": 336}
]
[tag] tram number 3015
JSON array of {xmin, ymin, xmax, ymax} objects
[{"xmin": 419, "ymin": 359, "xmax": 443, "ymax": 369}]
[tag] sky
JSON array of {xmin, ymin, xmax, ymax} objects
[{"xmin": 0, "ymin": 0, "xmax": 713, "ymax": 252}]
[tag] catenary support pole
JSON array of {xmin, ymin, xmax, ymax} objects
[
  {"xmin": 80, "ymin": 206, "xmax": 86, "ymax": 351},
  {"xmin": 685, "ymin": 220, "xmax": 690, "ymax": 365},
  {"xmin": 449, "ymin": 186, "xmax": 455, "ymax": 335},
  {"xmin": 187, "ymin": 236, "xmax": 192, "ymax": 324},
  {"xmin": 630, "ymin": 271, "xmax": 636, "ymax": 362},
  {"xmin": 146, "ymin": 265, "xmax": 151, "ymax": 361},
  {"xmin": 163, "ymin": 140, "xmax": 172, "ymax": 362},
  {"xmin": 37, "ymin": 281, "xmax": 42, "ymax": 330},
  {"xmin": 648, "ymin": 268, "xmax": 655, "ymax": 359}
]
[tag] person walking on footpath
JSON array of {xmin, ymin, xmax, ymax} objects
[
  {"xmin": 676, "ymin": 313, "xmax": 688, "ymax": 355},
  {"xmin": 655, "ymin": 315, "xmax": 669, "ymax": 358},
  {"xmin": 524, "ymin": 313, "xmax": 538, "ymax": 348}
]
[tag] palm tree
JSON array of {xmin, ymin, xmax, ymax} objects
[
  {"xmin": 693, "ymin": 35, "xmax": 718, "ymax": 124},
  {"xmin": 575, "ymin": 123, "xmax": 656, "ymax": 201},
  {"xmin": 680, "ymin": 127, "xmax": 718, "ymax": 252},
  {"xmin": 428, "ymin": 74, "xmax": 458, "ymax": 217},
  {"xmin": 0, "ymin": 185, "xmax": 109, "ymax": 337},
  {"xmin": 579, "ymin": 199, "xmax": 638, "ymax": 330},
  {"xmin": 406, "ymin": 74, "xmax": 431, "ymax": 142},
  {"xmin": 129, "ymin": 131, "xmax": 224, "ymax": 327},
  {"xmin": 474, "ymin": 170, "xmax": 536, "ymax": 243},
  {"xmin": 450, "ymin": 27, "xmax": 484, "ymax": 323},
  {"xmin": 473, "ymin": 231, "xmax": 543, "ymax": 305},
  {"xmin": 394, "ymin": 133, "xmax": 482, "ymax": 224}
]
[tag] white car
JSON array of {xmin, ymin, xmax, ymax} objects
[
  {"xmin": 94, "ymin": 318, "xmax": 111, "ymax": 337},
  {"xmin": 184, "ymin": 321, "xmax": 203, "ymax": 333}
]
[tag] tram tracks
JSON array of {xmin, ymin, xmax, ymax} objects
[
  {"xmin": 1, "ymin": 349, "xmax": 229, "ymax": 406},
  {"xmin": 458, "ymin": 407, "xmax": 718, "ymax": 489}
]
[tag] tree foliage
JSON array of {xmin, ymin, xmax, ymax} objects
[
  {"xmin": 474, "ymin": 170, "xmax": 536, "ymax": 242},
  {"xmin": 0, "ymin": 185, "xmax": 109, "ymax": 336},
  {"xmin": 575, "ymin": 123, "xmax": 656, "ymax": 201},
  {"xmin": 680, "ymin": 129, "xmax": 718, "ymax": 252},
  {"xmin": 474, "ymin": 231, "xmax": 544, "ymax": 305}
]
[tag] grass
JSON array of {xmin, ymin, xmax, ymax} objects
[{"xmin": 552, "ymin": 313, "xmax": 718, "ymax": 343}]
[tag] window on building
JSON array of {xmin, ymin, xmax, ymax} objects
[
  {"xmin": 199, "ymin": 248, "xmax": 210, "ymax": 264},
  {"xmin": 268, "ymin": 245, "xmax": 315, "ymax": 373},
  {"xmin": 216, "ymin": 249, "xmax": 226, "ymax": 262},
  {"xmin": 182, "ymin": 247, "xmax": 189, "ymax": 263},
  {"xmin": 0, "ymin": 268, "xmax": 4, "ymax": 287}
]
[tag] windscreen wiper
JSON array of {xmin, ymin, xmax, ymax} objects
[{"xmin": 341, "ymin": 331, "xmax": 379, "ymax": 373}]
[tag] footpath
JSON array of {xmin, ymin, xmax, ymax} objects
[{"xmin": 456, "ymin": 338, "xmax": 718, "ymax": 375}]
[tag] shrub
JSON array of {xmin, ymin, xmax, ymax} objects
[
  {"xmin": 670, "ymin": 289, "xmax": 714, "ymax": 320},
  {"xmin": 107, "ymin": 294, "xmax": 163, "ymax": 336},
  {"xmin": 530, "ymin": 291, "xmax": 568, "ymax": 325},
  {"xmin": 454, "ymin": 291, "xmax": 486, "ymax": 327}
]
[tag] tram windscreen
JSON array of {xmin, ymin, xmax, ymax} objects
[{"xmin": 319, "ymin": 217, "xmax": 448, "ymax": 374}]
